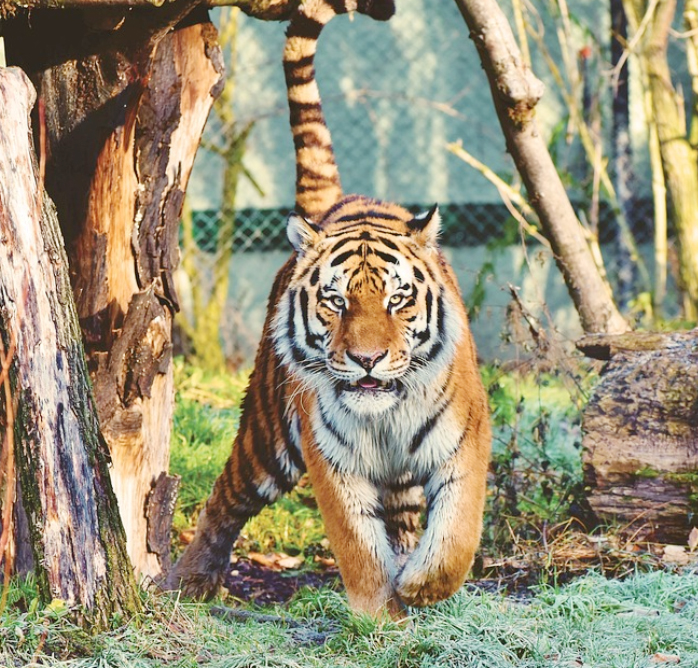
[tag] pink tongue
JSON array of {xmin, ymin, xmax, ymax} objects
[{"xmin": 358, "ymin": 377, "xmax": 379, "ymax": 389}]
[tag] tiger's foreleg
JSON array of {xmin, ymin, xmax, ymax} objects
[
  {"xmin": 394, "ymin": 424, "xmax": 490, "ymax": 607},
  {"xmin": 302, "ymin": 437, "xmax": 405, "ymax": 618}
]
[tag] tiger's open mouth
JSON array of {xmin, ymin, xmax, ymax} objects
[{"xmin": 342, "ymin": 376, "xmax": 399, "ymax": 393}]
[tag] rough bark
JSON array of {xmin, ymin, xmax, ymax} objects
[
  {"xmin": 578, "ymin": 330, "xmax": 698, "ymax": 542},
  {"xmin": 0, "ymin": 67, "xmax": 140, "ymax": 626},
  {"xmin": 4, "ymin": 5, "xmax": 224, "ymax": 579},
  {"xmin": 453, "ymin": 0, "xmax": 629, "ymax": 335}
]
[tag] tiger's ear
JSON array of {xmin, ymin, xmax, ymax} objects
[
  {"xmin": 407, "ymin": 204, "xmax": 440, "ymax": 247},
  {"xmin": 287, "ymin": 212, "xmax": 321, "ymax": 252}
]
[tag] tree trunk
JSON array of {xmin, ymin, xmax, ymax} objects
[
  {"xmin": 578, "ymin": 330, "xmax": 698, "ymax": 543},
  {"xmin": 610, "ymin": 0, "xmax": 637, "ymax": 310},
  {"xmin": 624, "ymin": 0, "xmax": 698, "ymax": 320},
  {"xmin": 0, "ymin": 67, "xmax": 140, "ymax": 627},
  {"xmin": 453, "ymin": 0, "xmax": 629, "ymax": 335},
  {"xmin": 4, "ymin": 4, "xmax": 224, "ymax": 579}
]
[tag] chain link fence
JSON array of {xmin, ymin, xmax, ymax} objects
[{"xmin": 178, "ymin": 0, "xmax": 680, "ymax": 367}]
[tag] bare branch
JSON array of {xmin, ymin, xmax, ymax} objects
[{"xmin": 453, "ymin": 0, "xmax": 628, "ymax": 334}]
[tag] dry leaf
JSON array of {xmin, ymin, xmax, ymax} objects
[
  {"xmin": 248, "ymin": 552, "xmax": 282, "ymax": 570},
  {"xmin": 649, "ymin": 653, "xmax": 680, "ymax": 664},
  {"xmin": 687, "ymin": 527, "xmax": 698, "ymax": 552},
  {"xmin": 277, "ymin": 555, "xmax": 304, "ymax": 570},
  {"xmin": 179, "ymin": 529, "xmax": 196, "ymax": 546},
  {"xmin": 314, "ymin": 555, "xmax": 336, "ymax": 568},
  {"xmin": 662, "ymin": 545, "xmax": 691, "ymax": 566}
]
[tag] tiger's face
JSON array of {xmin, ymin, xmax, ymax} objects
[{"xmin": 273, "ymin": 199, "xmax": 464, "ymax": 416}]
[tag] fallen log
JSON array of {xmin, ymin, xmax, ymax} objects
[{"xmin": 578, "ymin": 330, "xmax": 698, "ymax": 543}]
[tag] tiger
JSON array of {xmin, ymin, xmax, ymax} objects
[{"xmin": 167, "ymin": 0, "xmax": 491, "ymax": 618}]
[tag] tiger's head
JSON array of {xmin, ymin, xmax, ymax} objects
[{"xmin": 273, "ymin": 197, "xmax": 465, "ymax": 416}]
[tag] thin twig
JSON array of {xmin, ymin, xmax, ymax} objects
[
  {"xmin": 446, "ymin": 141, "xmax": 551, "ymax": 248},
  {"xmin": 610, "ymin": 0, "xmax": 661, "ymax": 90}
]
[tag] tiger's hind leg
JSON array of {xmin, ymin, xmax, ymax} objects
[{"xmin": 166, "ymin": 397, "xmax": 305, "ymax": 599}]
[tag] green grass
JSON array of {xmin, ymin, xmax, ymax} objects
[{"xmin": 1, "ymin": 570, "xmax": 697, "ymax": 666}]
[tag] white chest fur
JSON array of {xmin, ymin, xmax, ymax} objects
[{"xmin": 309, "ymin": 365, "xmax": 462, "ymax": 485}]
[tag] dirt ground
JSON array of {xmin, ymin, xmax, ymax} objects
[
  {"xmin": 221, "ymin": 530, "xmax": 698, "ymax": 606},
  {"xmin": 223, "ymin": 558, "xmax": 341, "ymax": 605}
]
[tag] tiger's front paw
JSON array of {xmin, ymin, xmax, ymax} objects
[{"xmin": 394, "ymin": 560, "xmax": 465, "ymax": 608}]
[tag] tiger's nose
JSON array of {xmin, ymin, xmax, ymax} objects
[{"xmin": 346, "ymin": 349, "xmax": 388, "ymax": 372}]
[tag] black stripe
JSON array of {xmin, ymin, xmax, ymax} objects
[
  {"xmin": 235, "ymin": 444, "xmax": 268, "ymax": 507},
  {"xmin": 423, "ymin": 292, "xmax": 446, "ymax": 361},
  {"xmin": 318, "ymin": 402, "xmax": 352, "ymax": 452},
  {"xmin": 386, "ymin": 518, "xmax": 418, "ymax": 534},
  {"xmin": 414, "ymin": 288, "xmax": 433, "ymax": 346},
  {"xmin": 373, "ymin": 249, "xmax": 398, "ymax": 264},
  {"xmin": 326, "ymin": 0, "xmax": 349, "ymax": 14},
  {"xmin": 289, "ymin": 102, "xmax": 324, "ymax": 126},
  {"xmin": 283, "ymin": 54, "xmax": 315, "ymax": 70},
  {"xmin": 310, "ymin": 267, "xmax": 320, "ymax": 286},
  {"xmin": 251, "ymin": 376, "xmax": 297, "ymax": 495},
  {"xmin": 297, "ymin": 179, "xmax": 339, "ymax": 194},
  {"xmin": 327, "ymin": 222, "xmax": 403, "ymax": 236},
  {"xmin": 330, "ymin": 235, "xmax": 362, "ymax": 253},
  {"xmin": 387, "ymin": 476, "xmax": 416, "ymax": 492},
  {"xmin": 409, "ymin": 396, "xmax": 453, "ymax": 455},
  {"xmin": 335, "ymin": 210, "xmax": 403, "ymax": 224},
  {"xmin": 377, "ymin": 236, "xmax": 399, "ymax": 250},
  {"xmin": 286, "ymin": 71, "xmax": 317, "ymax": 87},
  {"xmin": 331, "ymin": 249, "xmax": 359, "ymax": 266},
  {"xmin": 426, "ymin": 472, "xmax": 463, "ymax": 516},
  {"xmin": 299, "ymin": 288, "xmax": 323, "ymax": 350},
  {"xmin": 276, "ymin": 364, "xmax": 306, "ymax": 474},
  {"xmin": 287, "ymin": 291, "xmax": 306, "ymax": 364},
  {"xmin": 218, "ymin": 459, "xmax": 253, "ymax": 518},
  {"xmin": 293, "ymin": 130, "xmax": 331, "ymax": 150},
  {"xmin": 385, "ymin": 503, "xmax": 423, "ymax": 515},
  {"xmin": 413, "ymin": 266, "xmax": 425, "ymax": 282},
  {"xmin": 286, "ymin": 14, "xmax": 324, "ymax": 39}
]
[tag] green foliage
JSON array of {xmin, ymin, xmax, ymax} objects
[
  {"xmin": 170, "ymin": 358, "xmax": 247, "ymax": 529},
  {"xmin": 482, "ymin": 365, "xmax": 590, "ymax": 552}
]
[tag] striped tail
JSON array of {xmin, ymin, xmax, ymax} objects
[{"xmin": 283, "ymin": 0, "xmax": 395, "ymax": 222}]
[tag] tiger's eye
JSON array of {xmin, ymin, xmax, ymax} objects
[
  {"xmin": 389, "ymin": 294, "xmax": 403, "ymax": 306},
  {"xmin": 330, "ymin": 295, "xmax": 346, "ymax": 309}
]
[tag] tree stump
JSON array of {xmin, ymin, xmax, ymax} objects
[
  {"xmin": 0, "ymin": 67, "xmax": 140, "ymax": 627},
  {"xmin": 578, "ymin": 330, "xmax": 698, "ymax": 542},
  {"xmin": 4, "ymin": 5, "xmax": 224, "ymax": 579}
]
